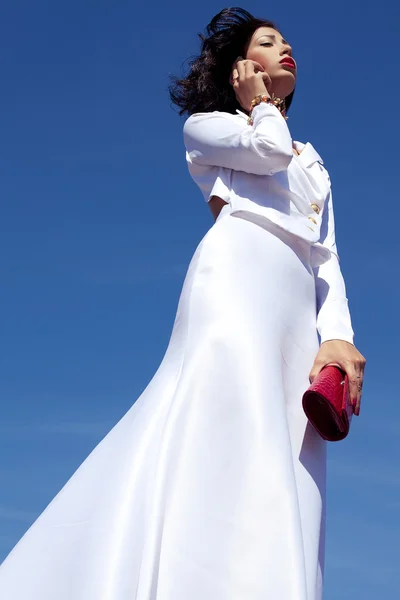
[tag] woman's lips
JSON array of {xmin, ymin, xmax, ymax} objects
[{"xmin": 280, "ymin": 58, "xmax": 296, "ymax": 69}]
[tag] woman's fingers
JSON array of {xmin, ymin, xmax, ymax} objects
[
  {"xmin": 351, "ymin": 361, "xmax": 365, "ymax": 416},
  {"xmin": 261, "ymin": 70, "xmax": 272, "ymax": 90},
  {"xmin": 231, "ymin": 57, "xmax": 264, "ymax": 82},
  {"xmin": 236, "ymin": 59, "xmax": 246, "ymax": 81},
  {"xmin": 346, "ymin": 368, "xmax": 360, "ymax": 414},
  {"xmin": 308, "ymin": 340, "xmax": 366, "ymax": 417},
  {"xmin": 245, "ymin": 60, "xmax": 265, "ymax": 73},
  {"xmin": 338, "ymin": 359, "xmax": 365, "ymax": 417},
  {"xmin": 233, "ymin": 57, "xmax": 264, "ymax": 70}
]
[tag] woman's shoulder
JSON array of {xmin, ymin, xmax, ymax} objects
[{"xmin": 184, "ymin": 108, "xmax": 247, "ymax": 127}]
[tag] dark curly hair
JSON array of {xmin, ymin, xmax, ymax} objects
[{"xmin": 169, "ymin": 7, "xmax": 295, "ymax": 117}]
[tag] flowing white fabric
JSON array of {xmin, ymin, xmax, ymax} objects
[{"xmin": 0, "ymin": 206, "xmax": 326, "ymax": 600}]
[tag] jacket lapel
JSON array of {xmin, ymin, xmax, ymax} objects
[{"xmin": 293, "ymin": 141, "xmax": 331, "ymax": 201}]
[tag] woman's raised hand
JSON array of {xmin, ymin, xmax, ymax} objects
[{"xmin": 230, "ymin": 57, "xmax": 272, "ymax": 112}]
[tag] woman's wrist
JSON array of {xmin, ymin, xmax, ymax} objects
[{"xmin": 247, "ymin": 93, "xmax": 287, "ymax": 125}]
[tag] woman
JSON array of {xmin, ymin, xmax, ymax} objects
[{"xmin": 0, "ymin": 7, "xmax": 365, "ymax": 600}]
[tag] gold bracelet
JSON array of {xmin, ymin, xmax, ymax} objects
[{"xmin": 247, "ymin": 93, "xmax": 287, "ymax": 125}]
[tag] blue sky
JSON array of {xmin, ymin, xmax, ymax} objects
[{"xmin": 1, "ymin": 0, "xmax": 399, "ymax": 597}]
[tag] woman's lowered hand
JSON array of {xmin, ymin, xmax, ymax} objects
[{"xmin": 309, "ymin": 340, "xmax": 366, "ymax": 416}]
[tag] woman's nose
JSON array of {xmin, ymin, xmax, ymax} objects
[{"xmin": 280, "ymin": 45, "xmax": 293, "ymax": 58}]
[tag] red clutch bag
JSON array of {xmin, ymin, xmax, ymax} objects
[{"xmin": 302, "ymin": 365, "xmax": 354, "ymax": 442}]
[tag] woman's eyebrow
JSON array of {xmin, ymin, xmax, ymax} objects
[
  {"xmin": 256, "ymin": 33, "xmax": 290, "ymax": 45},
  {"xmin": 256, "ymin": 34, "xmax": 276, "ymax": 42}
]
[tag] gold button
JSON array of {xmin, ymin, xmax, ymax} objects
[
  {"xmin": 306, "ymin": 225, "xmax": 315, "ymax": 231},
  {"xmin": 310, "ymin": 204, "xmax": 320, "ymax": 214},
  {"xmin": 308, "ymin": 216, "xmax": 317, "ymax": 225}
]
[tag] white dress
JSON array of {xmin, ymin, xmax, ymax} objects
[{"xmin": 0, "ymin": 103, "xmax": 354, "ymax": 600}]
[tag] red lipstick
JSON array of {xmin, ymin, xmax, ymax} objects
[{"xmin": 280, "ymin": 57, "xmax": 296, "ymax": 69}]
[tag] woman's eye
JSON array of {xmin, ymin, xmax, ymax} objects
[{"xmin": 261, "ymin": 42, "xmax": 273, "ymax": 47}]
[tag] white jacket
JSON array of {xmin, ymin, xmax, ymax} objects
[{"xmin": 183, "ymin": 101, "xmax": 354, "ymax": 345}]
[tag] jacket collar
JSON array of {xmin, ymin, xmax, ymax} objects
[{"xmin": 236, "ymin": 109, "xmax": 249, "ymax": 120}]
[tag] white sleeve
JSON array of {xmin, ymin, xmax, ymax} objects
[
  {"xmin": 314, "ymin": 188, "xmax": 355, "ymax": 345},
  {"xmin": 183, "ymin": 102, "xmax": 293, "ymax": 176}
]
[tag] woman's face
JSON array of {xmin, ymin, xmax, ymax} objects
[{"xmin": 245, "ymin": 26, "xmax": 296, "ymax": 99}]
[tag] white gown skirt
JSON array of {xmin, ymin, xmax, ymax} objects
[{"xmin": 0, "ymin": 205, "xmax": 327, "ymax": 600}]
